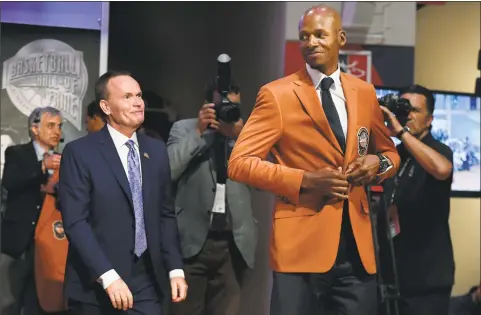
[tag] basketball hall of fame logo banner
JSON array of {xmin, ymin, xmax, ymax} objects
[
  {"xmin": 2, "ymin": 39, "xmax": 89, "ymax": 131},
  {"xmin": 0, "ymin": 23, "xmax": 100, "ymax": 153}
]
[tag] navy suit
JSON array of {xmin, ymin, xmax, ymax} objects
[{"xmin": 58, "ymin": 125, "xmax": 183, "ymax": 314}]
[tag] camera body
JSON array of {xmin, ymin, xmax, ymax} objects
[
  {"xmin": 207, "ymin": 54, "xmax": 241, "ymax": 124},
  {"xmin": 378, "ymin": 93, "xmax": 413, "ymax": 127}
]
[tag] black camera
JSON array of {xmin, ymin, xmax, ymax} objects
[
  {"xmin": 378, "ymin": 93, "xmax": 413, "ymax": 127},
  {"xmin": 206, "ymin": 54, "xmax": 241, "ymax": 124}
]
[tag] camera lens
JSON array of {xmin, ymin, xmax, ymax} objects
[{"xmin": 222, "ymin": 105, "xmax": 241, "ymax": 123}]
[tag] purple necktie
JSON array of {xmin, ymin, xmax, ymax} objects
[{"xmin": 125, "ymin": 140, "xmax": 147, "ymax": 257}]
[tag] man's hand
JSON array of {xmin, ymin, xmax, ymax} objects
[
  {"xmin": 219, "ymin": 119, "xmax": 244, "ymax": 140},
  {"xmin": 171, "ymin": 277, "xmax": 188, "ymax": 303},
  {"xmin": 196, "ymin": 103, "xmax": 220, "ymax": 135},
  {"xmin": 380, "ymin": 106, "xmax": 403, "ymax": 137},
  {"xmin": 43, "ymin": 153, "xmax": 61, "ymax": 171},
  {"xmin": 345, "ymin": 155, "xmax": 380, "ymax": 186},
  {"xmin": 300, "ymin": 167, "xmax": 349, "ymax": 202},
  {"xmin": 105, "ymin": 279, "xmax": 133, "ymax": 311},
  {"xmin": 40, "ymin": 179, "xmax": 58, "ymax": 194}
]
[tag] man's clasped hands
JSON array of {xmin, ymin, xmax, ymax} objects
[{"xmin": 299, "ymin": 155, "xmax": 380, "ymax": 209}]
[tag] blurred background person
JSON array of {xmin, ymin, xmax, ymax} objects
[
  {"xmin": 0, "ymin": 134, "xmax": 15, "ymax": 181},
  {"xmin": 0, "ymin": 106, "xmax": 63, "ymax": 315},
  {"xmin": 167, "ymin": 80, "xmax": 257, "ymax": 315},
  {"xmin": 381, "ymin": 84, "xmax": 454, "ymax": 315},
  {"xmin": 85, "ymin": 100, "xmax": 106, "ymax": 134},
  {"xmin": 450, "ymin": 284, "xmax": 481, "ymax": 315}
]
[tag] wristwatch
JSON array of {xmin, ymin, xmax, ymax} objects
[
  {"xmin": 376, "ymin": 153, "xmax": 392, "ymax": 175},
  {"xmin": 396, "ymin": 126, "xmax": 410, "ymax": 140}
]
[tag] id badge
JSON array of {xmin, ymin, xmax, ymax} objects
[
  {"xmin": 211, "ymin": 184, "xmax": 226, "ymax": 214},
  {"xmin": 388, "ymin": 204, "xmax": 401, "ymax": 238}
]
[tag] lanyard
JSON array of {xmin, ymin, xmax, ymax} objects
[{"xmin": 390, "ymin": 157, "xmax": 413, "ymax": 204}]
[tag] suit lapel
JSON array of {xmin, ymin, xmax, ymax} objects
[
  {"xmin": 137, "ymin": 135, "xmax": 151, "ymax": 209},
  {"xmin": 340, "ymin": 73, "xmax": 359, "ymax": 166},
  {"xmin": 293, "ymin": 69, "xmax": 343, "ymax": 155},
  {"xmin": 98, "ymin": 127, "xmax": 133, "ymax": 207},
  {"xmin": 26, "ymin": 141, "xmax": 40, "ymax": 163}
]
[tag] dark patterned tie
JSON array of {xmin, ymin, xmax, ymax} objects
[
  {"xmin": 125, "ymin": 140, "xmax": 147, "ymax": 257},
  {"xmin": 319, "ymin": 77, "xmax": 346, "ymax": 153}
]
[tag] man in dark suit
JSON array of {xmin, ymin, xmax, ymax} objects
[
  {"xmin": 0, "ymin": 106, "xmax": 63, "ymax": 315},
  {"xmin": 58, "ymin": 70, "xmax": 188, "ymax": 315}
]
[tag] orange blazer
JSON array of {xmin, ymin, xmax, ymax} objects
[
  {"xmin": 228, "ymin": 68, "xmax": 400, "ymax": 274},
  {"xmin": 34, "ymin": 169, "xmax": 68, "ymax": 312}
]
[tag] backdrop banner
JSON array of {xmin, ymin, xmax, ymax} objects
[
  {"xmin": 0, "ymin": 23, "xmax": 100, "ymax": 173},
  {"xmin": 339, "ymin": 50, "xmax": 372, "ymax": 83},
  {"xmin": 284, "ymin": 40, "xmax": 414, "ymax": 87}
]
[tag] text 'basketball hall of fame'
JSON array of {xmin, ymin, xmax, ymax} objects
[{"xmin": 1, "ymin": 39, "xmax": 88, "ymax": 131}]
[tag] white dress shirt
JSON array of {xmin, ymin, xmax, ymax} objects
[
  {"xmin": 98, "ymin": 124, "xmax": 184, "ymax": 290},
  {"xmin": 306, "ymin": 63, "xmax": 348, "ymax": 139},
  {"xmin": 33, "ymin": 141, "xmax": 54, "ymax": 176}
]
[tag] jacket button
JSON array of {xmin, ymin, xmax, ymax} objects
[
  {"xmin": 32, "ymin": 221, "xmax": 35, "ymax": 225},
  {"xmin": 36, "ymin": 205, "xmax": 40, "ymax": 209}
]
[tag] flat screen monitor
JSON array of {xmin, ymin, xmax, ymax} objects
[{"xmin": 375, "ymin": 87, "xmax": 480, "ymax": 197}]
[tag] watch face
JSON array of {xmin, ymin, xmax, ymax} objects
[{"xmin": 381, "ymin": 161, "xmax": 388, "ymax": 171}]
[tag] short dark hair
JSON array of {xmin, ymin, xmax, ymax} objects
[
  {"xmin": 95, "ymin": 70, "xmax": 132, "ymax": 103},
  {"xmin": 204, "ymin": 79, "xmax": 240, "ymax": 102},
  {"xmin": 399, "ymin": 84, "xmax": 435, "ymax": 115},
  {"xmin": 86, "ymin": 100, "xmax": 106, "ymax": 121}
]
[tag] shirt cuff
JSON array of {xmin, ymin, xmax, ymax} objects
[
  {"xmin": 97, "ymin": 269, "xmax": 121, "ymax": 290},
  {"xmin": 169, "ymin": 269, "xmax": 185, "ymax": 279}
]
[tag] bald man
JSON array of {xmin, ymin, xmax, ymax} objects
[{"xmin": 228, "ymin": 5, "xmax": 399, "ymax": 315}]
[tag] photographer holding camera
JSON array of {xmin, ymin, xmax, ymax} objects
[
  {"xmin": 166, "ymin": 55, "xmax": 257, "ymax": 315},
  {"xmin": 380, "ymin": 84, "xmax": 455, "ymax": 315}
]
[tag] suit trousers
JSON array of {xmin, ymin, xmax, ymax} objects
[
  {"xmin": 69, "ymin": 251, "xmax": 162, "ymax": 315},
  {"xmin": 168, "ymin": 231, "xmax": 246, "ymax": 315},
  {"xmin": 0, "ymin": 241, "xmax": 69, "ymax": 315},
  {"xmin": 270, "ymin": 203, "xmax": 378, "ymax": 315}
]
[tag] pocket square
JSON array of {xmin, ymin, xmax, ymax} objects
[{"xmin": 143, "ymin": 152, "xmax": 149, "ymax": 159}]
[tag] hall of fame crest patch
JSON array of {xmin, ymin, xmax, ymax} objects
[
  {"xmin": 357, "ymin": 127, "xmax": 369, "ymax": 156},
  {"xmin": 52, "ymin": 220, "xmax": 66, "ymax": 240},
  {"xmin": 1, "ymin": 39, "xmax": 89, "ymax": 131}
]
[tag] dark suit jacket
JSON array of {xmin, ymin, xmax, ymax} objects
[
  {"xmin": 58, "ymin": 125, "xmax": 183, "ymax": 305},
  {"xmin": 1, "ymin": 142, "xmax": 49, "ymax": 258}
]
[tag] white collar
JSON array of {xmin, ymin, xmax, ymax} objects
[
  {"xmin": 305, "ymin": 63, "xmax": 342, "ymax": 89},
  {"xmin": 107, "ymin": 124, "xmax": 139, "ymax": 150},
  {"xmin": 32, "ymin": 141, "xmax": 54, "ymax": 161}
]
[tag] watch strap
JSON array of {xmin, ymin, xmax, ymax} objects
[{"xmin": 396, "ymin": 127, "xmax": 409, "ymax": 140}]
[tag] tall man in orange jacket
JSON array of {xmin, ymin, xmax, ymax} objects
[{"xmin": 228, "ymin": 5, "xmax": 400, "ymax": 315}]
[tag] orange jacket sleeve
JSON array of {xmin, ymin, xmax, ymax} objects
[
  {"xmin": 228, "ymin": 86, "xmax": 305, "ymax": 204},
  {"xmin": 367, "ymin": 85, "xmax": 401, "ymax": 181}
]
